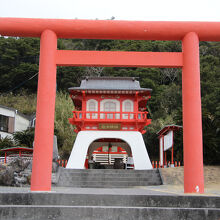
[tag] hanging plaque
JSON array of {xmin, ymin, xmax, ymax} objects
[{"xmin": 98, "ymin": 123, "xmax": 121, "ymax": 130}]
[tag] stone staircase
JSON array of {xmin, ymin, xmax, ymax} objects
[
  {"xmin": 56, "ymin": 168, "xmax": 163, "ymax": 187},
  {"xmin": 0, "ymin": 191, "xmax": 219, "ymax": 219},
  {"xmin": 1, "ymin": 169, "xmax": 219, "ymax": 219}
]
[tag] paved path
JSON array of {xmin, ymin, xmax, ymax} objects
[{"xmin": 0, "ymin": 184, "xmax": 219, "ymax": 196}]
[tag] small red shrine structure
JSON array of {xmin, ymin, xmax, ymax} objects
[
  {"xmin": 0, "ymin": 147, "xmax": 33, "ymax": 163},
  {"xmin": 157, "ymin": 125, "xmax": 182, "ymax": 167},
  {"xmin": 67, "ymin": 77, "xmax": 153, "ymax": 169}
]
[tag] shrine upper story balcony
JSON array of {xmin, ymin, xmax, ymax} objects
[
  {"xmin": 69, "ymin": 110, "xmax": 151, "ymax": 133},
  {"xmin": 68, "ymin": 77, "xmax": 152, "ymax": 133},
  {"xmin": 70, "ymin": 111, "xmax": 149, "ymax": 122}
]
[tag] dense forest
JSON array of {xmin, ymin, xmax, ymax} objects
[{"xmin": 0, "ymin": 36, "xmax": 219, "ymax": 164}]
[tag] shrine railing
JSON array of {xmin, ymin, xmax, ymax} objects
[{"xmin": 71, "ymin": 111, "xmax": 148, "ymax": 121}]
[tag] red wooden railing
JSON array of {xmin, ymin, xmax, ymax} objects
[{"xmin": 71, "ymin": 111, "xmax": 148, "ymax": 121}]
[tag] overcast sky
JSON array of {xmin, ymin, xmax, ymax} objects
[{"xmin": 0, "ymin": 0, "xmax": 219, "ymax": 21}]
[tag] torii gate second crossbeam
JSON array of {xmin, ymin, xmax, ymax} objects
[{"xmin": 0, "ymin": 18, "xmax": 220, "ymax": 193}]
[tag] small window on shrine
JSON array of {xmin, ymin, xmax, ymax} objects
[
  {"xmin": 104, "ymin": 101, "xmax": 116, "ymax": 119},
  {"xmin": 88, "ymin": 101, "xmax": 96, "ymax": 111},
  {"xmin": 104, "ymin": 102, "xmax": 116, "ymax": 112},
  {"xmin": 122, "ymin": 100, "xmax": 134, "ymax": 119},
  {"xmin": 124, "ymin": 101, "xmax": 132, "ymax": 112},
  {"xmin": 100, "ymin": 99, "xmax": 120, "ymax": 119},
  {"xmin": 87, "ymin": 100, "xmax": 98, "ymax": 119}
]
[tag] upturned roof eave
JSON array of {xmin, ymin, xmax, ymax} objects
[
  {"xmin": 68, "ymin": 87, "xmax": 152, "ymax": 92},
  {"xmin": 157, "ymin": 124, "xmax": 182, "ymax": 136}
]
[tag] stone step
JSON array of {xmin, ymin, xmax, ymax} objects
[
  {"xmin": 61, "ymin": 169, "xmax": 159, "ymax": 176},
  {"xmin": 61, "ymin": 171, "xmax": 158, "ymax": 176},
  {"xmin": 58, "ymin": 172, "xmax": 160, "ymax": 178},
  {"xmin": 58, "ymin": 175, "xmax": 161, "ymax": 181},
  {"xmin": 0, "ymin": 205, "xmax": 219, "ymax": 220},
  {"xmin": 62, "ymin": 168, "xmax": 158, "ymax": 174},
  {"xmin": 58, "ymin": 177, "xmax": 162, "ymax": 182},
  {"xmin": 59, "ymin": 182, "xmax": 161, "ymax": 188},
  {"xmin": 57, "ymin": 168, "xmax": 162, "ymax": 188},
  {"xmin": 1, "ymin": 193, "xmax": 219, "ymax": 208}
]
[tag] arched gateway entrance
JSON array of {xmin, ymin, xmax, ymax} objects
[
  {"xmin": 1, "ymin": 18, "xmax": 219, "ymax": 193},
  {"xmin": 67, "ymin": 131, "xmax": 152, "ymax": 170}
]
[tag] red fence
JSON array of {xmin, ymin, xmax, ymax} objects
[
  {"xmin": 152, "ymin": 160, "xmax": 182, "ymax": 168},
  {"xmin": 57, "ymin": 159, "xmax": 68, "ymax": 168}
]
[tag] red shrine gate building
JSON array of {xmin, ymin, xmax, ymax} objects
[{"xmin": 67, "ymin": 77, "xmax": 152, "ymax": 169}]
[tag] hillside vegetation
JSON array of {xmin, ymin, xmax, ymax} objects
[
  {"xmin": 0, "ymin": 92, "xmax": 75, "ymax": 158},
  {"xmin": 0, "ymin": 37, "xmax": 219, "ymax": 164}
]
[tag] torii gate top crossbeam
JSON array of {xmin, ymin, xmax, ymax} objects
[{"xmin": 0, "ymin": 18, "xmax": 220, "ymax": 41}]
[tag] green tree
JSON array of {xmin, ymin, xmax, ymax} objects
[{"xmin": 0, "ymin": 36, "xmax": 219, "ymax": 164}]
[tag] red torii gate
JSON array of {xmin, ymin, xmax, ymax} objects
[{"xmin": 0, "ymin": 18, "xmax": 220, "ymax": 193}]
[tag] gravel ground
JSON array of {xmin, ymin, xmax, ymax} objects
[{"xmin": 159, "ymin": 166, "xmax": 220, "ymax": 196}]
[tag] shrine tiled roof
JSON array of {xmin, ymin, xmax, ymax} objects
[
  {"xmin": 0, "ymin": 147, "xmax": 33, "ymax": 152},
  {"xmin": 157, "ymin": 125, "xmax": 182, "ymax": 136},
  {"xmin": 69, "ymin": 77, "xmax": 152, "ymax": 92}
]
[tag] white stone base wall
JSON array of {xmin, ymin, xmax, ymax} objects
[{"xmin": 67, "ymin": 131, "xmax": 152, "ymax": 170}]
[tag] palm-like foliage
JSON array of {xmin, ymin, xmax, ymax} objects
[
  {"xmin": 0, "ymin": 136, "xmax": 14, "ymax": 149},
  {"xmin": 13, "ymin": 128, "xmax": 34, "ymax": 148}
]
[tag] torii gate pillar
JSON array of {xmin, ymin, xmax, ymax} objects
[
  {"xmin": 30, "ymin": 30, "xmax": 57, "ymax": 191},
  {"xmin": 182, "ymin": 32, "xmax": 204, "ymax": 193}
]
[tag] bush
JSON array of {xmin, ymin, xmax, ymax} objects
[
  {"xmin": 13, "ymin": 128, "xmax": 35, "ymax": 148},
  {"xmin": 0, "ymin": 136, "xmax": 14, "ymax": 149}
]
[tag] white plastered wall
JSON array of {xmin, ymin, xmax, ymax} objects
[
  {"xmin": 14, "ymin": 114, "xmax": 30, "ymax": 132},
  {"xmin": 67, "ymin": 131, "xmax": 152, "ymax": 170}
]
